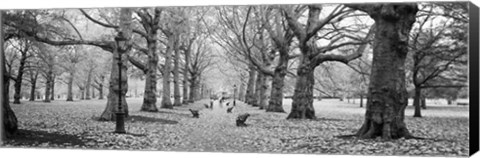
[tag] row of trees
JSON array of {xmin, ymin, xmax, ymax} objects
[
  {"xmin": 1, "ymin": 2, "xmax": 469, "ymax": 140},
  {"xmin": 2, "ymin": 7, "xmax": 218, "ymax": 137},
  {"xmin": 216, "ymin": 3, "xmax": 467, "ymax": 119}
]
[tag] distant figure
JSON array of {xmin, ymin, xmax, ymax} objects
[{"xmin": 204, "ymin": 104, "xmax": 210, "ymax": 109}]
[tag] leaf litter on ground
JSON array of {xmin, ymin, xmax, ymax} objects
[{"xmin": 5, "ymin": 98, "xmax": 469, "ymax": 156}]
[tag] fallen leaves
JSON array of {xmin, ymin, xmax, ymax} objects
[{"xmin": 4, "ymin": 99, "xmax": 469, "ymax": 156}]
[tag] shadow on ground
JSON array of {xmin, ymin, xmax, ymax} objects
[
  {"xmin": 6, "ymin": 129, "xmax": 91, "ymax": 146},
  {"xmin": 127, "ymin": 115, "xmax": 179, "ymax": 124}
]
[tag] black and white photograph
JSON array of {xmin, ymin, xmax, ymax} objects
[{"xmin": 0, "ymin": 0, "xmax": 478, "ymax": 157}]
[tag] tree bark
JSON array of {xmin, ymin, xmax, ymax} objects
[
  {"xmin": 85, "ymin": 70, "xmax": 92, "ymax": 100},
  {"xmin": 238, "ymin": 82, "xmax": 246, "ymax": 102},
  {"xmin": 413, "ymin": 87, "xmax": 422, "ymax": 117},
  {"xmin": 173, "ymin": 49, "xmax": 182, "ymax": 106},
  {"xmin": 50, "ymin": 76, "xmax": 55, "ymax": 100},
  {"xmin": 349, "ymin": 4, "xmax": 418, "ymax": 139},
  {"xmin": 43, "ymin": 69, "xmax": 53, "ymax": 103},
  {"xmin": 245, "ymin": 66, "xmax": 256, "ymax": 104},
  {"xmin": 99, "ymin": 46, "xmax": 129, "ymax": 121},
  {"xmin": 29, "ymin": 78, "xmax": 36, "ymax": 101},
  {"xmin": 287, "ymin": 64, "xmax": 316, "ymax": 119},
  {"xmin": 98, "ymin": 75, "xmax": 104, "ymax": 100},
  {"xmin": 140, "ymin": 40, "xmax": 159, "ymax": 112},
  {"xmin": 182, "ymin": 50, "xmax": 189, "ymax": 104},
  {"xmin": 188, "ymin": 75, "xmax": 198, "ymax": 103},
  {"xmin": 13, "ymin": 48, "xmax": 28, "ymax": 104},
  {"xmin": 360, "ymin": 95, "xmax": 364, "ymax": 107},
  {"xmin": 2, "ymin": 19, "xmax": 19, "ymax": 138},
  {"xmin": 161, "ymin": 37, "xmax": 174, "ymax": 109},
  {"xmin": 66, "ymin": 71, "xmax": 74, "ymax": 101},
  {"xmin": 99, "ymin": 8, "xmax": 131, "ymax": 121},
  {"xmin": 252, "ymin": 71, "xmax": 262, "ymax": 107},
  {"xmin": 258, "ymin": 73, "xmax": 269, "ymax": 109}
]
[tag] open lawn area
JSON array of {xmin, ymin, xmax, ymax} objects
[{"xmin": 3, "ymin": 98, "xmax": 469, "ymax": 156}]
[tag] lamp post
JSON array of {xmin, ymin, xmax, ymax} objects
[
  {"xmin": 233, "ymin": 84, "xmax": 237, "ymax": 106},
  {"xmin": 115, "ymin": 32, "xmax": 127, "ymax": 134}
]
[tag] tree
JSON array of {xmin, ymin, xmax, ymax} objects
[
  {"xmin": 4, "ymin": 9, "xmax": 133, "ymax": 121},
  {"xmin": 282, "ymin": 5, "xmax": 371, "ymax": 119},
  {"xmin": 408, "ymin": 3, "xmax": 468, "ymax": 117},
  {"xmin": 1, "ymin": 11, "xmax": 19, "ymax": 138},
  {"xmin": 8, "ymin": 38, "xmax": 33, "ymax": 104},
  {"xmin": 345, "ymin": 3, "xmax": 419, "ymax": 139}
]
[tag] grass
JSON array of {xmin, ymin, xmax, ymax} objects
[{"xmin": 3, "ymin": 98, "xmax": 469, "ymax": 156}]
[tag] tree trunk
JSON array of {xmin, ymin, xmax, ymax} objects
[
  {"xmin": 360, "ymin": 95, "xmax": 364, "ymax": 107},
  {"xmin": 99, "ymin": 8, "xmax": 131, "ymax": 121},
  {"xmin": 85, "ymin": 70, "xmax": 92, "ymax": 100},
  {"xmin": 421, "ymin": 97, "xmax": 426, "ymax": 109},
  {"xmin": 252, "ymin": 71, "xmax": 262, "ymax": 107},
  {"xmin": 92, "ymin": 87, "xmax": 96, "ymax": 99},
  {"xmin": 140, "ymin": 40, "xmax": 159, "ymax": 112},
  {"xmin": 98, "ymin": 75, "xmax": 104, "ymax": 100},
  {"xmin": 66, "ymin": 72, "xmax": 74, "ymax": 101},
  {"xmin": 43, "ymin": 70, "xmax": 52, "ymax": 103},
  {"xmin": 13, "ymin": 50, "xmax": 27, "ymax": 104},
  {"xmin": 245, "ymin": 66, "xmax": 256, "ymax": 105},
  {"xmin": 287, "ymin": 64, "xmax": 316, "ymax": 119},
  {"xmin": 258, "ymin": 73, "xmax": 269, "ymax": 109},
  {"xmin": 413, "ymin": 87, "xmax": 422, "ymax": 117},
  {"xmin": 29, "ymin": 79, "xmax": 36, "ymax": 101},
  {"xmin": 98, "ymin": 82, "xmax": 104, "ymax": 99},
  {"xmin": 2, "ymin": 15, "xmax": 19, "ymax": 138},
  {"xmin": 50, "ymin": 76, "xmax": 55, "ymax": 101},
  {"xmin": 99, "ymin": 44, "xmax": 129, "ymax": 121},
  {"xmin": 173, "ymin": 49, "xmax": 181, "ymax": 106},
  {"xmin": 352, "ymin": 4, "xmax": 418, "ymax": 139},
  {"xmin": 238, "ymin": 82, "xmax": 246, "ymax": 102},
  {"xmin": 80, "ymin": 87, "xmax": 85, "ymax": 100},
  {"xmin": 161, "ymin": 37, "xmax": 174, "ymax": 109},
  {"xmin": 188, "ymin": 74, "xmax": 198, "ymax": 103}
]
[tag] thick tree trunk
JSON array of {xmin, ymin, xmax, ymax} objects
[
  {"xmin": 99, "ymin": 8, "xmax": 131, "ymax": 120},
  {"xmin": 413, "ymin": 87, "xmax": 422, "ymax": 117},
  {"xmin": 287, "ymin": 64, "xmax": 316, "ymax": 119},
  {"xmin": 245, "ymin": 66, "xmax": 256, "ymax": 104},
  {"xmin": 182, "ymin": 46, "xmax": 190, "ymax": 104},
  {"xmin": 173, "ymin": 49, "xmax": 181, "ymax": 106},
  {"xmin": 161, "ymin": 37, "xmax": 174, "ymax": 109},
  {"xmin": 2, "ymin": 18, "xmax": 19, "ymax": 138},
  {"xmin": 3, "ymin": 72, "xmax": 18, "ymax": 138},
  {"xmin": 140, "ymin": 40, "xmax": 159, "ymax": 112},
  {"xmin": 99, "ymin": 45, "xmax": 129, "ymax": 120},
  {"xmin": 352, "ymin": 4, "xmax": 418, "ymax": 139},
  {"xmin": 66, "ymin": 72, "xmax": 74, "ymax": 101},
  {"xmin": 13, "ymin": 51, "xmax": 27, "ymax": 104}
]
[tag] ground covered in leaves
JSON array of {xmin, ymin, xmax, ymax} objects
[{"xmin": 4, "ymin": 98, "xmax": 469, "ymax": 156}]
